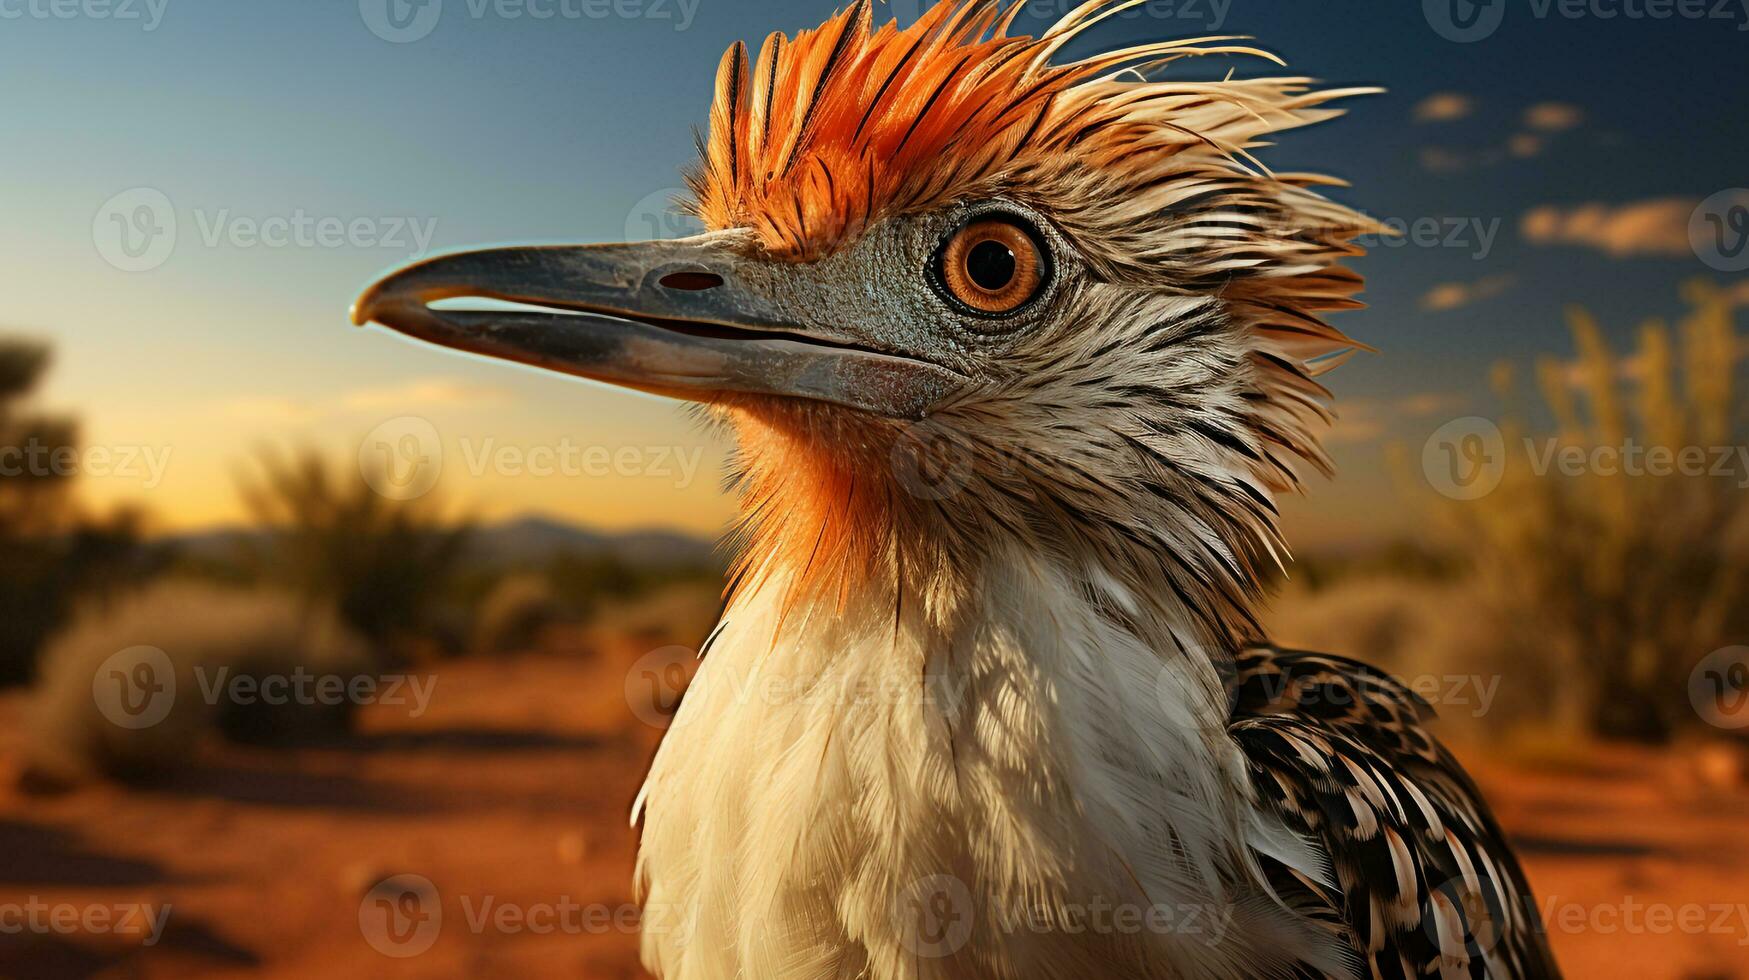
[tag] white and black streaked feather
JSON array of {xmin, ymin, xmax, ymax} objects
[{"xmin": 1231, "ymin": 646, "xmax": 1563, "ymax": 979}]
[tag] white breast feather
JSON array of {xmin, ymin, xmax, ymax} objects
[{"xmin": 634, "ymin": 545, "xmax": 1344, "ymax": 980}]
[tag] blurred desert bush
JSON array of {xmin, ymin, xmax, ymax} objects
[
  {"xmin": 473, "ymin": 573, "xmax": 567, "ymax": 655},
  {"xmin": 0, "ymin": 336, "xmax": 160, "ymax": 687},
  {"xmin": 27, "ymin": 581, "xmax": 372, "ymax": 783},
  {"xmin": 234, "ymin": 447, "xmax": 472, "ymax": 662},
  {"xmin": 1274, "ymin": 281, "xmax": 1748, "ymax": 743}
]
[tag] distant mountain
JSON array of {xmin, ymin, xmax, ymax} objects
[
  {"xmin": 165, "ymin": 515, "xmax": 718, "ymax": 570},
  {"xmin": 468, "ymin": 516, "xmax": 718, "ymax": 568}
]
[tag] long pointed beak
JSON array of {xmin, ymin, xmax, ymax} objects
[{"xmin": 351, "ymin": 233, "xmax": 961, "ymax": 419}]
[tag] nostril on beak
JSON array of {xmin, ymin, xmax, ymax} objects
[{"xmin": 659, "ymin": 271, "xmax": 725, "ymax": 291}]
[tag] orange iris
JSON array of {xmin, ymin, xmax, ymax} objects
[{"xmin": 938, "ymin": 219, "xmax": 1044, "ymax": 315}]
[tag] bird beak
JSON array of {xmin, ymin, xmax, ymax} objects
[{"xmin": 351, "ymin": 232, "xmax": 961, "ymax": 420}]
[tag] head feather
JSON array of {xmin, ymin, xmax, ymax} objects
[{"xmin": 691, "ymin": 0, "xmax": 1385, "ymax": 647}]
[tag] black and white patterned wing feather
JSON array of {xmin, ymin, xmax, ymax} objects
[{"xmin": 1230, "ymin": 646, "xmax": 1562, "ymax": 979}]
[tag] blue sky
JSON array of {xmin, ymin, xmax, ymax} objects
[{"xmin": 3, "ymin": 0, "xmax": 1745, "ymax": 545}]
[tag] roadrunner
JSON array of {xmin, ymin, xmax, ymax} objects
[{"xmin": 354, "ymin": 1, "xmax": 1561, "ymax": 976}]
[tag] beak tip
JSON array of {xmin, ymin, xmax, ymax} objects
[{"xmin": 350, "ymin": 290, "xmax": 380, "ymax": 328}]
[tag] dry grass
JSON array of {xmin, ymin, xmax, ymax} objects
[{"xmin": 1358, "ymin": 280, "xmax": 1749, "ymax": 740}]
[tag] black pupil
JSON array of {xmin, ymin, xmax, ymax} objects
[{"xmin": 966, "ymin": 239, "xmax": 1017, "ymax": 292}]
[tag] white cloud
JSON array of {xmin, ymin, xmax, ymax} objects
[
  {"xmin": 1418, "ymin": 146, "xmax": 1472, "ymax": 174},
  {"xmin": 1521, "ymin": 199, "xmax": 1698, "ymax": 258},
  {"xmin": 1508, "ymin": 133, "xmax": 1545, "ymax": 159},
  {"xmin": 1413, "ymin": 92, "xmax": 1475, "ymax": 124},
  {"xmin": 1524, "ymin": 102, "xmax": 1584, "ymax": 132},
  {"xmin": 1421, "ymin": 275, "xmax": 1515, "ymax": 312},
  {"xmin": 1418, "ymin": 101, "xmax": 1583, "ymax": 173}
]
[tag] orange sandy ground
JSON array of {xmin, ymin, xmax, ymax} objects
[{"xmin": 1, "ymin": 650, "xmax": 1745, "ymax": 979}]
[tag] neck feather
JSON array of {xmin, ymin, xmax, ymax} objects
[{"xmin": 717, "ymin": 399, "xmax": 1268, "ymax": 664}]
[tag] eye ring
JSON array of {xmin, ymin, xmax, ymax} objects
[{"xmin": 931, "ymin": 216, "xmax": 1050, "ymax": 318}]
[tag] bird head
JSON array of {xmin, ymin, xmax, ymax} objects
[{"xmin": 354, "ymin": 0, "xmax": 1380, "ymax": 648}]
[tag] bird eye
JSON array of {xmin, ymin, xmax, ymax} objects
[{"xmin": 933, "ymin": 217, "xmax": 1048, "ymax": 317}]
